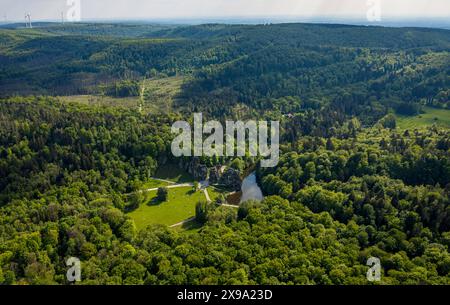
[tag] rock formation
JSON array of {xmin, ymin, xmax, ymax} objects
[
  {"xmin": 208, "ymin": 166, "xmax": 221, "ymax": 184},
  {"xmin": 219, "ymin": 168, "xmax": 242, "ymax": 191},
  {"xmin": 177, "ymin": 159, "xmax": 242, "ymax": 191}
]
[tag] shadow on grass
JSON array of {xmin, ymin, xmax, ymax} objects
[
  {"xmin": 155, "ymin": 164, "xmax": 193, "ymax": 183},
  {"xmin": 147, "ymin": 197, "xmax": 165, "ymax": 206},
  {"xmin": 186, "ymin": 189, "xmax": 196, "ymax": 196},
  {"xmin": 181, "ymin": 219, "xmax": 203, "ymax": 231}
]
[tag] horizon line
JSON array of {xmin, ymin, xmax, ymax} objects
[{"xmin": 2, "ymin": 14, "xmax": 450, "ymax": 23}]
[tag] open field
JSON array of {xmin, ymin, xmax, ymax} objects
[
  {"xmin": 58, "ymin": 76, "xmax": 187, "ymax": 113},
  {"xmin": 143, "ymin": 76, "xmax": 187, "ymax": 113},
  {"xmin": 59, "ymin": 95, "xmax": 139, "ymax": 109},
  {"xmin": 128, "ymin": 186, "xmax": 206, "ymax": 230},
  {"xmin": 141, "ymin": 178, "xmax": 171, "ymax": 189},
  {"xmin": 397, "ymin": 107, "xmax": 450, "ymax": 129}
]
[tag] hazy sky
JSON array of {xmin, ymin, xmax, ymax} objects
[{"xmin": 1, "ymin": 0, "xmax": 449, "ymax": 21}]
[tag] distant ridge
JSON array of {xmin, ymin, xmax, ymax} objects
[{"xmin": 1, "ymin": 16, "xmax": 450, "ymax": 30}]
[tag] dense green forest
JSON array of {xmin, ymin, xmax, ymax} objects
[
  {"xmin": 1, "ymin": 23, "xmax": 449, "ymax": 120},
  {"xmin": 0, "ymin": 23, "xmax": 449, "ymax": 285}
]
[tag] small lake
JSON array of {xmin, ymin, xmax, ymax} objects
[{"xmin": 240, "ymin": 173, "xmax": 264, "ymax": 203}]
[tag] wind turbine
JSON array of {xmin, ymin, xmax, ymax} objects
[{"xmin": 25, "ymin": 13, "xmax": 32, "ymax": 28}]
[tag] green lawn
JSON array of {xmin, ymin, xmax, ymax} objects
[
  {"xmin": 397, "ymin": 107, "xmax": 450, "ymax": 130},
  {"xmin": 208, "ymin": 187, "xmax": 229, "ymax": 202},
  {"xmin": 128, "ymin": 186, "xmax": 206, "ymax": 230},
  {"xmin": 141, "ymin": 178, "xmax": 171, "ymax": 189},
  {"xmin": 154, "ymin": 164, "xmax": 193, "ymax": 183}
]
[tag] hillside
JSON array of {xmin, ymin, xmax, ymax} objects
[
  {"xmin": 0, "ymin": 22, "xmax": 449, "ymax": 286},
  {"xmin": 1, "ymin": 23, "xmax": 449, "ymax": 124}
]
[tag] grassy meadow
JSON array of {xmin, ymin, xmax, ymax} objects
[
  {"xmin": 397, "ymin": 107, "xmax": 450, "ymax": 129},
  {"xmin": 128, "ymin": 186, "xmax": 206, "ymax": 229}
]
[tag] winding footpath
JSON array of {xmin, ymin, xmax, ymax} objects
[
  {"xmin": 141, "ymin": 182, "xmax": 194, "ymax": 193},
  {"xmin": 203, "ymin": 189, "xmax": 211, "ymax": 203},
  {"xmin": 219, "ymin": 203, "xmax": 240, "ymax": 209},
  {"xmin": 169, "ymin": 217, "xmax": 196, "ymax": 228}
]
